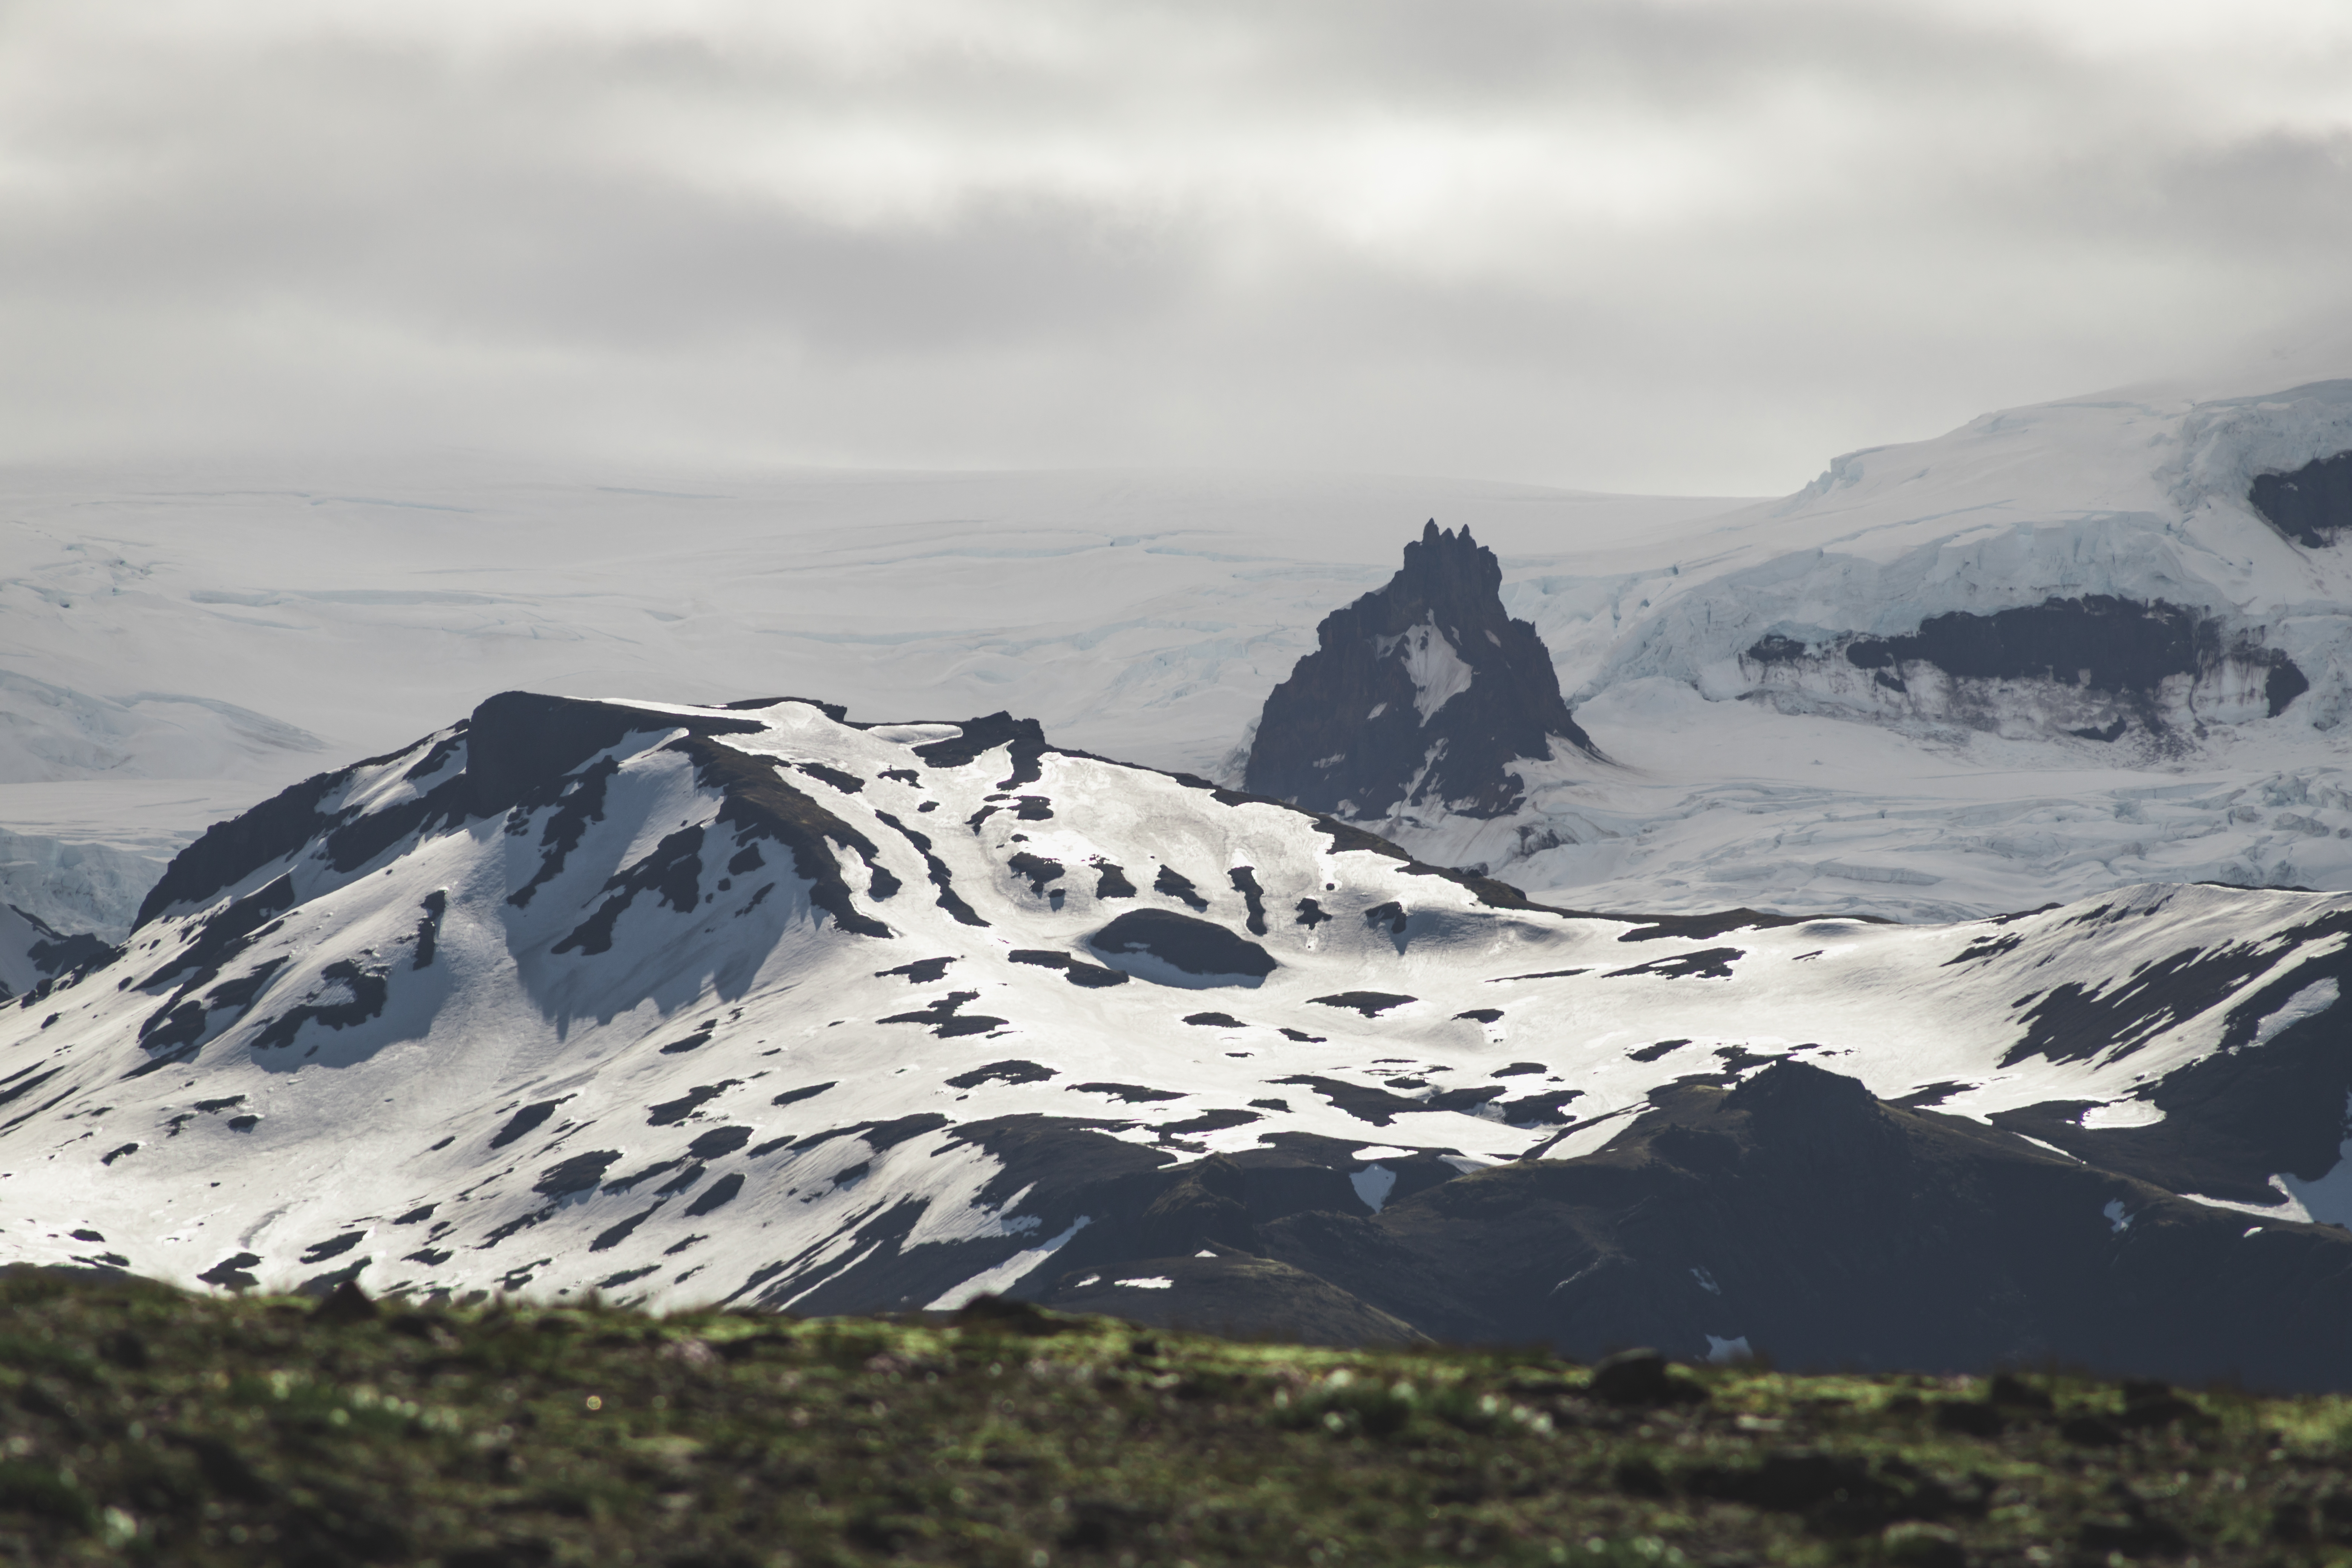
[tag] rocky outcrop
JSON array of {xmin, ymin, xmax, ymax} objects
[
  {"xmin": 2250, "ymin": 450, "xmax": 2352, "ymax": 547},
  {"xmin": 1244, "ymin": 522, "xmax": 1595, "ymax": 819},
  {"xmin": 1740, "ymin": 595, "xmax": 2311, "ymax": 744}
]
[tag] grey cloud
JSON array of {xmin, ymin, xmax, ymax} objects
[{"xmin": 4, "ymin": 3, "xmax": 2352, "ymax": 492}]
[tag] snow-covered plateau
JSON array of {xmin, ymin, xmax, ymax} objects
[{"xmin": 5, "ymin": 692, "xmax": 2352, "ymax": 1384}]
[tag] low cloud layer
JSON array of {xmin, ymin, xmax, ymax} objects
[{"xmin": 6, "ymin": 0, "xmax": 2351, "ymax": 492}]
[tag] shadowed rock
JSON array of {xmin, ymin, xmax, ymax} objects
[{"xmin": 1245, "ymin": 521, "xmax": 1597, "ymax": 819}]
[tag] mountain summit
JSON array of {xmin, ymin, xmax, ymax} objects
[{"xmin": 1243, "ymin": 521, "xmax": 1596, "ymax": 819}]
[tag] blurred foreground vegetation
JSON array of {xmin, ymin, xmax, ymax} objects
[{"xmin": 0, "ymin": 1267, "xmax": 2348, "ymax": 1565}]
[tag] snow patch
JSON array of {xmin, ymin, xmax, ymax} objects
[
  {"xmin": 2081, "ymin": 1100, "xmax": 2165, "ymax": 1130},
  {"xmin": 1396, "ymin": 618, "xmax": 1475, "ymax": 723},
  {"xmin": 1349, "ymin": 1164, "xmax": 1398, "ymax": 1215},
  {"xmin": 1116, "ymin": 1276, "xmax": 1174, "ymax": 1290},
  {"xmin": 2181, "ymin": 1182, "xmax": 2314, "ymax": 1223},
  {"xmin": 1704, "ymin": 1334, "xmax": 1753, "ymax": 1364},
  {"xmin": 2249, "ymin": 978, "xmax": 2340, "ymax": 1050},
  {"xmin": 2102, "ymin": 1199, "xmax": 2133, "ymax": 1233},
  {"xmin": 923, "ymin": 1216, "xmax": 1092, "ymax": 1311}
]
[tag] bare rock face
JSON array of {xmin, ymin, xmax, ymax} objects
[{"xmin": 1243, "ymin": 521, "xmax": 1595, "ymax": 819}]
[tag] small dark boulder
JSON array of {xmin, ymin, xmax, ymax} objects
[{"xmin": 1586, "ymin": 1348, "xmax": 1706, "ymax": 1407}]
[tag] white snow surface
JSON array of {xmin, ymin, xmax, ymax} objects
[
  {"xmin": 10, "ymin": 366, "xmax": 2352, "ymax": 934},
  {"xmin": 2, "ymin": 697, "xmax": 2347, "ymax": 1310}
]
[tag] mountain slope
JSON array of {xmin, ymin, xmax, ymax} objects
[{"xmin": 6, "ymin": 694, "xmax": 2352, "ymax": 1382}]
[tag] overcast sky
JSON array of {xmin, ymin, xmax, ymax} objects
[{"xmin": 5, "ymin": 0, "xmax": 2352, "ymax": 495}]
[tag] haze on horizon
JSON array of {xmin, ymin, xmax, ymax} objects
[{"xmin": 5, "ymin": 0, "xmax": 2352, "ymax": 496}]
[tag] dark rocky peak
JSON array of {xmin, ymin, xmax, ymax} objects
[
  {"xmin": 2251, "ymin": 450, "xmax": 2352, "ymax": 548},
  {"xmin": 1243, "ymin": 521, "xmax": 1596, "ymax": 820}
]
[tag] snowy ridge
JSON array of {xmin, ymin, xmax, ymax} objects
[{"xmin": 4, "ymin": 695, "xmax": 2350, "ymax": 1355}]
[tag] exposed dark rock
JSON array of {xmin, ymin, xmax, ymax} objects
[
  {"xmin": 1182, "ymin": 1012, "xmax": 1248, "ymax": 1028},
  {"xmin": 1088, "ymin": 910, "xmax": 1277, "ymax": 983},
  {"xmin": 877, "ymin": 992, "xmax": 1007, "ymax": 1038},
  {"xmin": 505, "ymin": 756, "xmax": 620, "ymax": 909},
  {"xmin": 412, "ymin": 890, "xmax": 447, "ymax": 968},
  {"xmin": 21, "ymin": 920, "xmax": 111, "ymax": 981},
  {"xmin": 911, "ymin": 712, "xmax": 1052, "ymax": 787},
  {"xmin": 250, "ymin": 960, "xmax": 390, "ymax": 1050},
  {"xmin": 1496, "ymin": 1089, "xmax": 1583, "ymax": 1125},
  {"xmin": 1067, "ymin": 1083, "xmax": 1184, "ymax": 1103},
  {"xmin": 1271, "ymin": 1076, "xmax": 1437, "ymax": 1127},
  {"xmin": 684, "ymin": 1173, "xmax": 745, "ymax": 1217},
  {"xmin": 465, "ymin": 692, "xmax": 760, "ymax": 820},
  {"xmin": 659, "ymin": 1020, "xmax": 717, "ymax": 1055},
  {"xmin": 1006, "ymin": 854, "xmax": 1065, "ymax": 898},
  {"xmin": 874, "ymin": 812, "xmax": 988, "ymax": 928},
  {"xmin": 551, "ymin": 827, "xmax": 707, "ymax": 956},
  {"xmin": 877, "ymin": 957, "xmax": 956, "ymax": 984},
  {"xmin": 1257, "ymin": 1060, "xmax": 2352, "ymax": 1387},
  {"xmin": 198, "ymin": 1253, "xmax": 262, "ymax": 1290},
  {"xmin": 2250, "ymin": 450, "xmax": 2352, "ymax": 547},
  {"xmin": 1308, "ymin": 992, "xmax": 1417, "ymax": 1017},
  {"xmin": 666, "ymin": 738, "xmax": 897, "ymax": 938},
  {"xmin": 1606, "ymin": 948, "xmax": 1743, "ymax": 981},
  {"xmin": 1090, "ymin": 861, "xmax": 1138, "ymax": 900},
  {"xmin": 488, "ymin": 1099, "xmax": 563, "ymax": 1149},
  {"xmin": 1746, "ymin": 596, "xmax": 2311, "ymax": 727},
  {"xmin": 645, "ymin": 1082, "xmax": 737, "ymax": 1127},
  {"xmin": 793, "ymin": 761, "xmax": 864, "ymax": 794},
  {"xmin": 686, "ymin": 1125, "xmax": 754, "ymax": 1160},
  {"xmin": 1227, "ymin": 868, "xmax": 1269, "ymax": 935},
  {"xmin": 1153, "ymin": 867, "xmax": 1209, "ymax": 912},
  {"xmin": 533, "ymin": 1152, "xmax": 620, "ymax": 1197},
  {"xmin": 947, "ymin": 1061, "xmax": 1057, "ymax": 1089},
  {"xmin": 1245, "ymin": 521, "xmax": 1596, "ymax": 819},
  {"xmin": 770, "ymin": 1082, "xmax": 834, "ymax": 1108}
]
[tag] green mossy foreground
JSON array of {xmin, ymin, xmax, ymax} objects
[{"xmin": 1, "ymin": 1270, "xmax": 2350, "ymax": 1567}]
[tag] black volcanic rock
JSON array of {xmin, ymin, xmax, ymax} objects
[
  {"xmin": 1244, "ymin": 521, "xmax": 1595, "ymax": 819},
  {"xmin": 1748, "ymin": 596, "xmax": 2312, "ymax": 725},
  {"xmin": 2250, "ymin": 450, "xmax": 2352, "ymax": 547}
]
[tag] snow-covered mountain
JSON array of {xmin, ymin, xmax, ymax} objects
[
  {"xmin": 8, "ymin": 694, "xmax": 2352, "ymax": 1384},
  {"xmin": 11, "ymin": 370, "xmax": 2352, "ymax": 936}
]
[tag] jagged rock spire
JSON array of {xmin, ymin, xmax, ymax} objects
[{"xmin": 1243, "ymin": 521, "xmax": 1596, "ymax": 819}]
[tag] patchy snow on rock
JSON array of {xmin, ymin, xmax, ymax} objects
[
  {"xmin": 1398, "ymin": 620, "xmax": 1476, "ymax": 724},
  {"xmin": 2, "ymin": 691, "xmax": 2348, "ymax": 1320}
]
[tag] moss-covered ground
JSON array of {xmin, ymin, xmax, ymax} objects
[{"xmin": 0, "ymin": 1268, "xmax": 2347, "ymax": 1566}]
